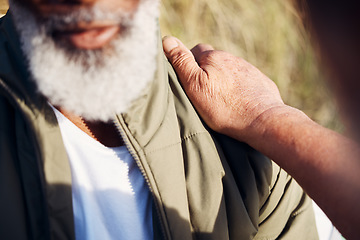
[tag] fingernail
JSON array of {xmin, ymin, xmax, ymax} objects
[{"xmin": 163, "ymin": 36, "xmax": 179, "ymax": 53}]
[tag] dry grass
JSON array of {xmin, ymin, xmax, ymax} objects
[
  {"xmin": 0, "ymin": 0, "xmax": 342, "ymax": 130},
  {"xmin": 160, "ymin": 0, "xmax": 342, "ymax": 131},
  {"xmin": 0, "ymin": 0, "xmax": 7, "ymax": 16}
]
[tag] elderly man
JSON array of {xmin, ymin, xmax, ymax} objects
[{"xmin": 0, "ymin": 0, "xmax": 317, "ymax": 239}]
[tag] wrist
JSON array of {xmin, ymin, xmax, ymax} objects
[{"xmin": 245, "ymin": 105, "xmax": 311, "ymax": 148}]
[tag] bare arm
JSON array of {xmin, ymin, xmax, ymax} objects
[{"xmin": 163, "ymin": 36, "xmax": 360, "ymax": 240}]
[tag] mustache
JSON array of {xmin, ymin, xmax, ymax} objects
[{"xmin": 40, "ymin": 7, "xmax": 133, "ymax": 32}]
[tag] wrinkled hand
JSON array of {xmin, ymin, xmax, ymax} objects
[{"xmin": 162, "ymin": 36, "xmax": 285, "ymax": 142}]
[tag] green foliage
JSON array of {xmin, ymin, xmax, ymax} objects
[{"xmin": 0, "ymin": 0, "xmax": 342, "ymax": 130}]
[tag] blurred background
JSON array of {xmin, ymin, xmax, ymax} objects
[
  {"xmin": 0, "ymin": 0, "xmax": 6, "ymax": 16},
  {"xmin": 0, "ymin": 0, "xmax": 343, "ymax": 131}
]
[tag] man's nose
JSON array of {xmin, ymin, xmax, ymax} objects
[
  {"xmin": 40, "ymin": 0, "xmax": 97, "ymax": 5},
  {"xmin": 33, "ymin": 0, "xmax": 139, "ymax": 7},
  {"xmin": 18, "ymin": 0, "xmax": 140, "ymax": 16},
  {"xmin": 17, "ymin": 0, "xmax": 98, "ymax": 9}
]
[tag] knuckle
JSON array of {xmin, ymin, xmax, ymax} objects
[
  {"xmin": 197, "ymin": 50, "xmax": 219, "ymax": 65},
  {"xmin": 193, "ymin": 43, "xmax": 214, "ymax": 51},
  {"xmin": 198, "ymin": 50, "xmax": 237, "ymax": 66}
]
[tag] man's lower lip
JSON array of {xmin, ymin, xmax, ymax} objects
[{"xmin": 55, "ymin": 25, "xmax": 121, "ymax": 50}]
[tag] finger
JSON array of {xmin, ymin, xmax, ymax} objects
[
  {"xmin": 162, "ymin": 36, "xmax": 203, "ymax": 89},
  {"xmin": 191, "ymin": 43, "xmax": 214, "ymax": 63}
]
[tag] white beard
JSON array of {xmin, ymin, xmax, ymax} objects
[{"xmin": 9, "ymin": 0, "xmax": 159, "ymax": 122}]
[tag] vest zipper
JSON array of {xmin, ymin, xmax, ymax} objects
[
  {"xmin": 113, "ymin": 114, "xmax": 168, "ymax": 240},
  {"xmin": 1, "ymin": 78, "xmax": 165, "ymax": 239}
]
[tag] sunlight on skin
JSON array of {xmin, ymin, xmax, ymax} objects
[{"xmin": 10, "ymin": 0, "xmax": 140, "ymax": 50}]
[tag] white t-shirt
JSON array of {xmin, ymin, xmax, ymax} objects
[
  {"xmin": 53, "ymin": 108, "xmax": 153, "ymax": 240},
  {"xmin": 313, "ymin": 202, "xmax": 344, "ymax": 240}
]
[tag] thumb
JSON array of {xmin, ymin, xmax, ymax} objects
[{"xmin": 162, "ymin": 36, "xmax": 203, "ymax": 89}]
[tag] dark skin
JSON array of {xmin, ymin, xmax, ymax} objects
[
  {"xmin": 56, "ymin": 107, "xmax": 124, "ymax": 147},
  {"xmin": 18, "ymin": 0, "xmax": 140, "ymax": 50},
  {"xmin": 14, "ymin": 0, "xmax": 142, "ymax": 147}
]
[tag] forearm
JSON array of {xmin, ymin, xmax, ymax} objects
[
  {"xmin": 243, "ymin": 106, "xmax": 360, "ymax": 240},
  {"xmin": 162, "ymin": 37, "xmax": 360, "ymax": 239}
]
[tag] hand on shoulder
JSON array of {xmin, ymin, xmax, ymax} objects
[{"xmin": 162, "ymin": 36, "xmax": 286, "ymax": 142}]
